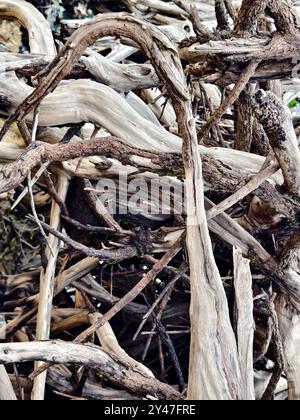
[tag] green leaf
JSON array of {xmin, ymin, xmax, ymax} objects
[{"xmin": 288, "ymin": 98, "xmax": 300, "ymax": 109}]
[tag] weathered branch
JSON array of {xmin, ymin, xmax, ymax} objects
[
  {"xmin": 0, "ymin": 136, "xmax": 181, "ymax": 194},
  {"xmin": 233, "ymin": 0, "xmax": 268, "ymax": 34},
  {"xmin": 251, "ymin": 90, "xmax": 300, "ymax": 199},
  {"xmin": 0, "ymin": 365, "xmax": 17, "ymax": 400},
  {"xmin": 32, "ymin": 174, "xmax": 69, "ymax": 400},
  {"xmin": 0, "ymin": 341, "xmax": 181, "ymax": 400},
  {"xmin": 266, "ymin": 0, "xmax": 300, "ymax": 35},
  {"xmin": 215, "ymin": 0, "xmax": 230, "ymax": 31},
  {"xmin": 0, "ymin": 75, "xmax": 284, "ymax": 182},
  {"xmin": 80, "ymin": 49, "xmax": 159, "ymax": 92},
  {"xmin": 233, "ymin": 247, "xmax": 255, "ymax": 400}
]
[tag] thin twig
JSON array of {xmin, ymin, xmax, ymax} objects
[
  {"xmin": 262, "ymin": 293, "xmax": 285, "ymax": 400},
  {"xmin": 27, "ymin": 172, "xmax": 54, "ymax": 257},
  {"xmin": 28, "ymin": 236, "xmax": 183, "ymax": 381},
  {"xmin": 198, "ymin": 61, "xmax": 260, "ymax": 142},
  {"xmin": 207, "ymin": 153, "xmax": 279, "ymax": 220}
]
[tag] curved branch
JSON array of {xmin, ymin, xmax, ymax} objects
[{"xmin": 0, "ymin": 73, "xmax": 284, "ymax": 181}]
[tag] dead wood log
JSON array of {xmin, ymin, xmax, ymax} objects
[{"xmin": 0, "ymin": 341, "xmax": 181, "ymax": 400}]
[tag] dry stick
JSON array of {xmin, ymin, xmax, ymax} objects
[
  {"xmin": 207, "ymin": 153, "xmax": 279, "ymax": 220},
  {"xmin": 186, "ymin": 4, "xmax": 215, "ymax": 42},
  {"xmin": 31, "ymin": 173, "xmax": 69, "ymax": 401},
  {"xmin": 233, "ymin": 247, "xmax": 255, "ymax": 401},
  {"xmin": 27, "ymin": 172, "xmax": 54, "ymax": 258},
  {"xmin": 142, "ymin": 255, "xmax": 190, "ymax": 286},
  {"xmin": 0, "ymin": 341, "xmax": 180, "ymax": 400},
  {"xmin": 17, "ymin": 120, "xmax": 31, "ymax": 146},
  {"xmin": 234, "ymin": 0, "xmax": 269, "ymax": 34},
  {"xmin": 215, "ymin": 0, "xmax": 230, "ymax": 31},
  {"xmin": 262, "ymin": 293, "xmax": 285, "ymax": 401},
  {"xmin": 142, "ymin": 295, "xmax": 185, "ymax": 392},
  {"xmin": 198, "ymin": 61, "xmax": 259, "ymax": 142},
  {"xmin": 27, "ymin": 216, "xmax": 138, "ymax": 261},
  {"xmin": 10, "ymin": 162, "xmax": 50, "ymax": 211},
  {"xmin": 29, "ymin": 236, "xmax": 183, "ymax": 381},
  {"xmin": 141, "ymin": 265, "xmax": 187, "ymax": 362},
  {"xmin": 74, "ymin": 236, "xmax": 183, "ymax": 343},
  {"xmin": 31, "ymin": 107, "xmax": 39, "ymax": 144},
  {"xmin": 200, "ymin": 82, "xmax": 226, "ymax": 147},
  {"xmin": 89, "ymin": 310, "xmax": 154, "ymax": 379},
  {"xmin": 43, "ymin": 170, "xmax": 69, "ymax": 216},
  {"xmin": 1, "ymin": 13, "xmax": 242, "ymax": 400},
  {"xmin": 0, "ymin": 55, "xmax": 53, "ymax": 74},
  {"xmin": 61, "ymin": 215, "xmax": 117, "ymax": 235},
  {"xmin": 266, "ymin": 0, "xmax": 300, "ymax": 35},
  {"xmin": 82, "ymin": 179, "xmax": 124, "ymax": 234},
  {"xmin": 224, "ymin": 0, "xmax": 237, "ymax": 21},
  {"xmin": 133, "ymin": 263, "xmax": 187, "ymax": 340},
  {"xmin": 26, "ymin": 106, "xmax": 52, "ymax": 253},
  {"xmin": 26, "ymin": 108, "xmax": 55, "ymax": 259},
  {"xmin": 0, "ymin": 136, "xmax": 181, "ymax": 195}
]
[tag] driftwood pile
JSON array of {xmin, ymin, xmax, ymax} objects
[{"xmin": 0, "ymin": 0, "xmax": 300, "ymax": 401}]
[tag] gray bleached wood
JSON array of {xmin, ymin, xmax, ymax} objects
[
  {"xmin": 0, "ymin": 341, "xmax": 180, "ymax": 400},
  {"xmin": 0, "ymin": 72, "xmax": 284, "ymax": 183},
  {"xmin": 233, "ymin": 247, "xmax": 255, "ymax": 401},
  {"xmin": 80, "ymin": 49, "xmax": 159, "ymax": 92},
  {"xmin": 0, "ymin": 365, "xmax": 17, "ymax": 400}
]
